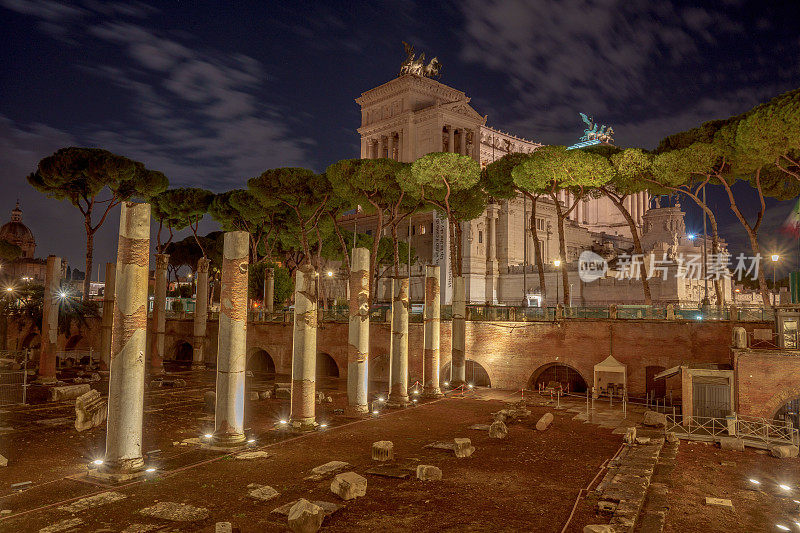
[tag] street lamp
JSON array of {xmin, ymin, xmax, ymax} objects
[
  {"xmin": 772, "ymin": 254, "xmax": 780, "ymax": 305},
  {"xmin": 553, "ymin": 259, "xmax": 562, "ymax": 305}
]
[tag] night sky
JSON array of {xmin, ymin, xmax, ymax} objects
[{"xmin": 1, "ymin": 0, "xmax": 799, "ymax": 280}]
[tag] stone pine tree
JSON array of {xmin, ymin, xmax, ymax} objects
[
  {"xmin": 482, "ymin": 152, "xmax": 547, "ymax": 301},
  {"xmin": 512, "ymin": 146, "xmax": 614, "ymax": 306},
  {"xmin": 326, "ymin": 158, "xmax": 406, "ymax": 303},
  {"xmin": 27, "ymin": 147, "xmax": 168, "ymax": 300},
  {"xmin": 599, "ymin": 147, "xmax": 664, "ymax": 306},
  {"xmin": 209, "ymin": 189, "xmax": 274, "ymax": 264},
  {"xmin": 650, "ymin": 143, "xmax": 726, "ymax": 305},
  {"xmin": 402, "ymin": 152, "xmax": 482, "ymax": 387}
]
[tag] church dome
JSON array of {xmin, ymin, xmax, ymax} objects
[{"xmin": 0, "ymin": 202, "xmax": 36, "ymax": 258}]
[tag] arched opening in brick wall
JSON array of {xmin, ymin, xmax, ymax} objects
[
  {"xmin": 774, "ymin": 398, "xmax": 800, "ymax": 432},
  {"xmin": 65, "ymin": 335, "xmax": 87, "ymax": 351},
  {"xmin": 369, "ymin": 353, "xmax": 390, "ymax": 382},
  {"xmin": 527, "ymin": 363, "xmax": 587, "ymax": 393},
  {"xmin": 440, "ymin": 360, "xmax": 491, "ymax": 387},
  {"xmin": 247, "ymin": 348, "xmax": 275, "ymax": 375},
  {"xmin": 316, "ymin": 352, "xmax": 340, "ymax": 378},
  {"xmin": 173, "ymin": 341, "xmax": 193, "ymax": 362}
]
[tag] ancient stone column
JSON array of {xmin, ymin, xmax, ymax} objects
[
  {"xmin": 451, "ymin": 275, "xmax": 466, "ymax": 386},
  {"xmin": 37, "ymin": 255, "xmax": 61, "ymax": 382},
  {"xmin": 192, "ymin": 257, "xmax": 210, "ymax": 369},
  {"xmin": 347, "ymin": 248, "xmax": 370, "ymax": 413},
  {"xmin": 212, "ymin": 231, "xmax": 249, "ymax": 447},
  {"xmin": 448, "ymin": 127, "xmax": 455, "ymax": 153},
  {"xmin": 388, "ymin": 277, "xmax": 410, "ymax": 407},
  {"xmin": 423, "ymin": 265, "xmax": 442, "ymax": 398},
  {"xmin": 290, "ymin": 264, "xmax": 317, "ymax": 429},
  {"xmin": 264, "ymin": 267, "xmax": 275, "ymax": 313},
  {"xmin": 388, "ymin": 133, "xmax": 396, "ymax": 161},
  {"xmin": 150, "ymin": 253, "xmax": 168, "ymax": 374},
  {"xmin": 101, "ymin": 202, "xmax": 150, "ymax": 478},
  {"xmin": 100, "ymin": 262, "xmax": 115, "ymax": 371}
]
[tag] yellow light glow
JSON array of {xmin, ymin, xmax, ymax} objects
[{"xmin": 553, "ymin": 259, "xmax": 562, "ymax": 267}]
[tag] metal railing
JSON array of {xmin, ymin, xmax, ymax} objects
[
  {"xmin": 0, "ymin": 359, "xmax": 28, "ymax": 405},
  {"xmin": 666, "ymin": 413, "xmax": 798, "ymax": 446}
]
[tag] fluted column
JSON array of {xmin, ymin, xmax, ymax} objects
[
  {"xmin": 99, "ymin": 202, "xmax": 150, "ymax": 479},
  {"xmin": 388, "ymin": 277, "xmax": 410, "ymax": 407},
  {"xmin": 37, "ymin": 255, "xmax": 61, "ymax": 382},
  {"xmin": 388, "ymin": 133, "xmax": 396, "ymax": 161},
  {"xmin": 423, "ymin": 266, "xmax": 442, "ymax": 397},
  {"xmin": 212, "ymin": 231, "xmax": 249, "ymax": 447},
  {"xmin": 264, "ymin": 267, "xmax": 274, "ymax": 313},
  {"xmin": 291, "ymin": 265, "xmax": 318, "ymax": 429},
  {"xmin": 192, "ymin": 258, "xmax": 210, "ymax": 369},
  {"xmin": 485, "ymin": 205, "xmax": 498, "ymax": 303},
  {"xmin": 150, "ymin": 253, "xmax": 168, "ymax": 374},
  {"xmin": 448, "ymin": 126, "xmax": 455, "ymax": 153},
  {"xmin": 100, "ymin": 262, "xmax": 115, "ymax": 371},
  {"xmin": 347, "ymin": 248, "xmax": 370, "ymax": 413},
  {"xmin": 451, "ymin": 276, "xmax": 466, "ymax": 386}
]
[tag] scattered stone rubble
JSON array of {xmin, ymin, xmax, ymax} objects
[
  {"xmin": 416, "ymin": 465, "xmax": 442, "ymax": 481},
  {"xmin": 287, "ymin": 499, "xmax": 324, "ymax": 533},
  {"xmin": 330, "ymin": 472, "xmax": 367, "ymax": 500},
  {"xmin": 536, "ymin": 412, "xmax": 554, "ymax": 431},
  {"xmin": 371, "ymin": 441, "xmax": 393, "ymax": 461},
  {"xmin": 74, "ymin": 389, "xmax": 107, "ymax": 432}
]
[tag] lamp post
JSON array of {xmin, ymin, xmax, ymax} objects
[
  {"xmin": 772, "ymin": 254, "xmax": 780, "ymax": 305},
  {"xmin": 553, "ymin": 259, "xmax": 562, "ymax": 305}
]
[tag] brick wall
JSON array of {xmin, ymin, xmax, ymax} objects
[{"xmin": 733, "ymin": 348, "xmax": 800, "ymax": 419}]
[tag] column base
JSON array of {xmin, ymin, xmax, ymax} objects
[
  {"xmin": 423, "ymin": 388, "xmax": 444, "ymax": 399},
  {"xmin": 34, "ymin": 376, "xmax": 58, "ymax": 384},
  {"xmin": 89, "ymin": 457, "xmax": 146, "ymax": 484},
  {"xmin": 209, "ymin": 432, "xmax": 246, "ymax": 448},
  {"xmin": 345, "ymin": 404, "xmax": 370, "ymax": 416},
  {"xmin": 290, "ymin": 417, "xmax": 317, "ymax": 431},
  {"xmin": 88, "ymin": 468, "xmax": 147, "ymax": 484},
  {"xmin": 191, "ymin": 362, "xmax": 206, "ymax": 370},
  {"xmin": 387, "ymin": 394, "xmax": 410, "ymax": 408},
  {"xmin": 449, "ymin": 380, "xmax": 466, "ymax": 388}
]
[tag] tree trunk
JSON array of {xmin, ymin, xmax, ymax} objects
[
  {"xmin": 552, "ymin": 196, "xmax": 569, "ymax": 306},
  {"xmin": 526, "ymin": 193, "xmax": 546, "ymax": 299},
  {"xmin": 391, "ymin": 223, "xmax": 400, "ymax": 277},
  {"xmin": 84, "ymin": 222, "xmax": 94, "ymax": 303},
  {"xmin": 602, "ymin": 190, "xmax": 652, "ymax": 305}
]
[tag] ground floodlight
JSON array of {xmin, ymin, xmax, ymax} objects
[
  {"xmin": 319, "ymin": 423, "xmax": 328, "ymax": 428},
  {"xmin": 92, "ymin": 459, "xmax": 103, "ymax": 465},
  {"xmin": 377, "ymin": 396, "xmax": 385, "ymax": 402},
  {"xmin": 203, "ymin": 433, "xmax": 212, "ymax": 439},
  {"xmin": 444, "ymin": 381, "xmax": 450, "ymax": 387},
  {"xmin": 279, "ymin": 419, "xmax": 288, "ymax": 425},
  {"xmin": 780, "ymin": 484, "xmax": 792, "ymax": 491},
  {"xmin": 247, "ymin": 438, "xmax": 255, "ymax": 443},
  {"xmin": 372, "ymin": 410, "xmax": 379, "ymax": 415},
  {"xmin": 776, "ymin": 525, "xmax": 789, "ymax": 531},
  {"xmin": 145, "ymin": 467, "xmax": 156, "ymax": 473},
  {"xmin": 749, "ymin": 478, "xmax": 760, "ymax": 485},
  {"xmin": 467, "ymin": 383, "xmax": 474, "ymax": 389}
]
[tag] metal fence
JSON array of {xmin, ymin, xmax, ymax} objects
[
  {"xmin": 0, "ymin": 360, "xmax": 28, "ymax": 405},
  {"xmin": 666, "ymin": 413, "xmax": 798, "ymax": 447}
]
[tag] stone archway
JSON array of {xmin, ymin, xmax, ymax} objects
[
  {"xmin": 440, "ymin": 359, "xmax": 492, "ymax": 387},
  {"xmin": 527, "ymin": 362, "xmax": 588, "ymax": 393},
  {"xmin": 172, "ymin": 340, "xmax": 193, "ymax": 363},
  {"xmin": 64, "ymin": 334, "xmax": 86, "ymax": 351},
  {"xmin": 247, "ymin": 348, "xmax": 276, "ymax": 375},
  {"xmin": 21, "ymin": 332, "xmax": 40, "ymax": 350},
  {"xmin": 316, "ymin": 352, "xmax": 340, "ymax": 378},
  {"xmin": 773, "ymin": 397, "xmax": 800, "ymax": 431},
  {"xmin": 764, "ymin": 384, "xmax": 800, "ymax": 422},
  {"xmin": 369, "ymin": 353, "xmax": 390, "ymax": 383}
]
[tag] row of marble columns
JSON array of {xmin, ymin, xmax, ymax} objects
[
  {"xmin": 96, "ymin": 207, "xmax": 448, "ymax": 478},
  {"xmin": 555, "ymin": 190, "xmax": 650, "ymax": 226},
  {"xmin": 443, "ymin": 125, "xmax": 474, "ymax": 156},
  {"xmin": 365, "ymin": 131, "xmax": 403, "ymax": 161}
]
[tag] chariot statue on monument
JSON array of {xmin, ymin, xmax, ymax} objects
[{"xmin": 399, "ymin": 41, "xmax": 442, "ymax": 78}]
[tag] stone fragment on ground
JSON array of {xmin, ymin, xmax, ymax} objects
[
  {"xmin": 719, "ymin": 437, "xmax": 745, "ymax": 451},
  {"xmin": 0, "ymin": 454, "xmax": 7, "ymax": 467},
  {"xmin": 235, "ymin": 451, "xmax": 273, "ymax": 460},
  {"xmin": 138, "ymin": 502, "xmax": 210, "ymax": 521},
  {"xmin": 175, "ymin": 437, "xmax": 202, "ymax": 446},
  {"xmin": 271, "ymin": 500, "xmax": 342, "ymax": 517},
  {"xmin": 416, "ymin": 465, "xmax": 442, "ymax": 481},
  {"xmin": 259, "ymin": 390, "xmax": 271, "ymax": 400},
  {"xmin": 39, "ymin": 518, "xmax": 84, "ymax": 533},
  {"xmin": 248, "ymin": 484, "xmax": 279, "ymax": 501},
  {"xmin": 371, "ymin": 440, "xmax": 393, "ymax": 461},
  {"xmin": 215, "ymin": 522, "xmax": 233, "ymax": 533},
  {"xmin": 642, "ymin": 410, "xmax": 667, "ymax": 428},
  {"xmin": 467, "ymin": 423, "xmax": 491, "ymax": 431},
  {"xmin": 583, "ymin": 525, "xmax": 614, "ymax": 533},
  {"xmin": 492, "ymin": 406, "xmax": 531, "ymax": 424},
  {"xmin": 275, "ymin": 387, "xmax": 291, "ymax": 399},
  {"xmin": 635, "ymin": 436, "xmax": 651, "ymax": 445},
  {"xmin": 770, "ymin": 444, "xmax": 799, "ymax": 458},
  {"xmin": 623, "ymin": 426, "xmax": 636, "ymax": 444},
  {"xmin": 705, "ymin": 497, "xmax": 734, "ymax": 510},
  {"xmin": 489, "ymin": 420, "xmax": 508, "ymax": 439},
  {"xmin": 453, "ymin": 438, "xmax": 475, "ymax": 458},
  {"xmin": 74, "ymin": 389, "xmax": 107, "ymax": 432},
  {"xmin": 536, "ymin": 412, "xmax": 554, "ymax": 431},
  {"xmin": 50, "ymin": 384, "xmax": 90, "ymax": 401},
  {"xmin": 120, "ymin": 525, "xmax": 159, "ymax": 533},
  {"xmin": 330, "ymin": 471, "xmax": 367, "ymax": 500},
  {"xmin": 248, "ymin": 391, "xmax": 259, "ymax": 400},
  {"xmin": 306, "ymin": 460, "xmax": 350, "ymax": 480},
  {"xmin": 203, "ymin": 391, "xmax": 216, "ymax": 413},
  {"xmin": 287, "ymin": 499, "xmax": 324, "ymax": 533},
  {"xmin": 58, "ymin": 491, "xmax": 126, "ymax": 512},
  {"xmin": 665, "ymin": 431, "xmax": 678, "ymax": 443}
]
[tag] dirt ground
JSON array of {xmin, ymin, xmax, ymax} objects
[
  {"xmin": 665, "ymin": 440, "xmax": 800, "ymax": 532},
  {"xmin": 0, "ymin": 374, "xmax": 621, "ymax": 532}
]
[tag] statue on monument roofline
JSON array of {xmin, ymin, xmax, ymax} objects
[{"xmin": 399, "ymin": 41, "xmax": 442, "ymax": 78}]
